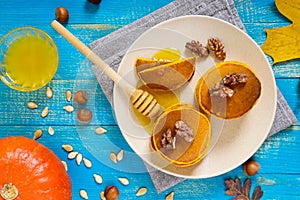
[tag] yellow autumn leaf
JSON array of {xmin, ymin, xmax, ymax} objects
[
  {"xmin": 261, "ymin": 0, "xmax": 300, "ymax": 64},
  {"xmin": 275, "ymin": 0, "xmax": 300, "ymax": 23}
]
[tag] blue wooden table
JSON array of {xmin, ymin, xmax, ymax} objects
[{"xmin": 0, "ymin": 0, "xmax": 299, "ymax": 199}]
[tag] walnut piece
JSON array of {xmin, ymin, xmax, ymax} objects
[
  {"xmin": 175, "ymin": 121, "xmax": 194, "ymax": 142},
  {"xmin": 209, "ymin": 73, "xmax": 247, "ymax": 98},
  {"xmin": 208, "ymin": 38, "xmax": 226, "ymax": 60},
  {"xmin": 209, "ymin": 82, "xmax": 235, "ymax": 98},
  {"xmin": 161, "ymin": 128, "xmax": 176, "ymax": 149},
  {"xmin": 185, "ymin": 40, "xmax": 209, "ymax": 57},
  {"xmin": 222, "ymin": 73, "xmax": 247, "ymax": 86}
]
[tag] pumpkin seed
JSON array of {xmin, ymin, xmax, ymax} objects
[
  {"xmin": 118, "ymin": 177, "xmax": 129, "ymax": 186},
  {"xmin": 79, "ymin": 189, "xmax": 88, "ymax": 200},
  {"xmin": 61, "ymin": 160, "xmax": 68, "ymax": 171},
  {"xmin": 62, "ymin": 144, "xmax": 73, "ymax": 152},
  {"xmin": 93, "ymin": 174, "xmax": 103, "ymax": 184},
  {"xmin": 66, "ymin": 90, "xmax": 72, "ymax": 101},
  {"xmin": 136, "ymin": 187, "xmax": 147, "ymax": 197},
  {"xmin": 46, "ymin": 86, "xmax": 53, "ymax": 98},
  {"xmin": 116, "ymin": 150, "xmax": 124, "ymax": 162},
  {"xmin": 63, "ymin": 105, "xmax": 74, "ymax": 113},
  {"xmin": 100, "ymin": 191, "xmax": 106, "ymax": 200},
  {"xmin": 95, "ymin": 127, "xmax": 107, "ymax": 134},
  {"xmin": 41, "ymin": 106, "xmax": 49, "ymax": 118},
  {"xmin": 83, "ymin": 158, "xmax": 92, "ymax": 168},
  {"xmin": 76, "ymin": 153, "xmax": 83, "ymax": 165},
  {"xmin": 33, "ymin": 129, "xmax": 42, "ymax": 140},
  {"xmin": 48, "ymin": 126, "xmax": 55, "ymax": 135},
  {"xmin": 68, "ymin": 151, "xmax": 79, "ymax": 159},
  {"xmin": 165, "ymin": 191, "xmax": 174, "ymax": 200},
  {"xmin": 27, "ymin": 101, "xmax": 38, "ymax": 109},
  {"xmin": 109, "ymin": 152, "xmax": 117, "ymax": 163}
]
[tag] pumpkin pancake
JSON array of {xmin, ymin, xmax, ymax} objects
[
  {"xmin": 135, "ymin": 58, "xmax": 170, "ymax": 74},
  {"xmin": 151, "ymin": 103, "xmax": 211, "ymax": 167},
  {"xmin": 136, "ymin": 56, "xmax": 197, "ymax": 91},
  {"xmin": 195, "ymin": 61, "xmax": 261, "ymax": 119}
]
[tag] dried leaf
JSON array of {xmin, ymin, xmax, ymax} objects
[
  {"xmin": 243, "ymin": 178, "xmax": 251, "ymax": 198},
  {"xmin": 224, "ymin": 178, "xmax": 263, "ymax": 200},
  {"xmin": 252, "ymin": 185, "xmax": 263, "ymax": 200},
  {"xmin": 275, "ymin": 0, "xmax": 300, "ymax": 23},
  {"xmin": 261, "ymin": 0, "xmax": 300, "ymax": 64}
]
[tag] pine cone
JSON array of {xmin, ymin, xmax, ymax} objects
[{"xmin": 208, "ymin": 38, "xmax": 226, "ymax": 60}]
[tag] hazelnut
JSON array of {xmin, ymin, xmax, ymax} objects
[
  {"xmin": 74, "ymin": 90, "xmax": 88, "ymax": 105},
  {"xmin": 88, "ymin": 0, "xmax": 102, "ymax": 4},
  {"xmin": 243, "ymin": 160, "xmax": 261, "ymax": 176},
  {"xmin": 104, "ymin": 186, "xmax": 119, "ymax": 200},
  {"xmin": 55, "ymin": 7, "xmax": 69, "ymax": 23},
  {"xmin": 77, "ymin": 108, "xmax": 92, "ymax": 123}
]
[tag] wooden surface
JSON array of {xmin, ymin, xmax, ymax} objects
[{"xmin": 0, "ymin": 0, "xmax": 299, "ymax": 199}]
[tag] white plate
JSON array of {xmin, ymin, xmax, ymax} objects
[{"xmin": 113, "ymin": 15, "xmax": 276, "ymax": 178}]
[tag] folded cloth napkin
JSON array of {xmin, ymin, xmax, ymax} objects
[{"xmin": 90, "ymin": 0, "xmax": 297, "ymax": 193}]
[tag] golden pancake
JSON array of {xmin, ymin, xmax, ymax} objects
[
  {"xmin": 136, "ymin": 56, "xmax": 197, "ymax": 91},
  {"xmin": 195, "ymin": 61, "xmax": 261, "ymax": 119},
  {"xmin": 151, "ymin": 103, "xmax": 211, "ymax": 167},
  {"xmin": 135, "ymin": 58, "xmax": 170, "ymax": 74}
]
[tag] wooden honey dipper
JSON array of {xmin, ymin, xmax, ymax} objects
[{"xmin": 51, "ymin": 20, "xmax": 162, "ymax": 118}]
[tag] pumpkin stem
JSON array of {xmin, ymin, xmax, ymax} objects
[{"xmin": 0, "ymin": 183, "xmax": 18, "ymax": 200}]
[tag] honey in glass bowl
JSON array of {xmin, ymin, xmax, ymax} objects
[{"xmin": 0, "ymin": 26, "xmax": 58, "ymax": 92}]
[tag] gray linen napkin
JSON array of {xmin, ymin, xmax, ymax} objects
[{"xmin": 90, "ymin": 0, "xmax": 297, "ymax": 193}]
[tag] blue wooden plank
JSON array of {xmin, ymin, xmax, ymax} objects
[
  {"xmin": 0, "ymin": 0, "xmax": 172, "ymax": 26},
  {"xmin": 234, "ymin": 0, "xmax": 289, "ymax": 23},
  {"xmin": 0, "ymin": 124, "xmax": 299, "ymax": 199},
  {"xmin": 0, "ymin": 80, "xmax": 116, "ymax": 126}
]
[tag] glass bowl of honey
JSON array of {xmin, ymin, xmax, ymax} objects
[{"xmin": 0, "ymin": 26, "xmax": 58, "ymax": 91}]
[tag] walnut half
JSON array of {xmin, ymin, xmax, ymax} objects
[
  {"xmin": 209, "ymin": 82, "xmax": 235, "ymax": 98},
  {"xmin": 209, "ymin": 73, "xmax": 247, "ymax": 98},
  {"xmin": 222, "ymin": 73, "xmax": 247, "ymax": 86},
  {"xmin": 160, "ymin": 128, "xmax": 176, "ymax": 149},
  {"xmin": 175, "ymin": 121, "xmax": 194, "ymax": 142},
  {"xmin": 185, "ymin": 40, "xmax": 209, "ymax": 57}
]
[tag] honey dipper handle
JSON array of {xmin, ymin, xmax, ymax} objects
[{"xmin": 51, "ymin": 20, "xmax": 135, "ymax": 95}]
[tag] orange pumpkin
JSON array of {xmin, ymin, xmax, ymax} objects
[{"xmin": 0, "ymin": 136, "xmax": 72, "ymax": 200}]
